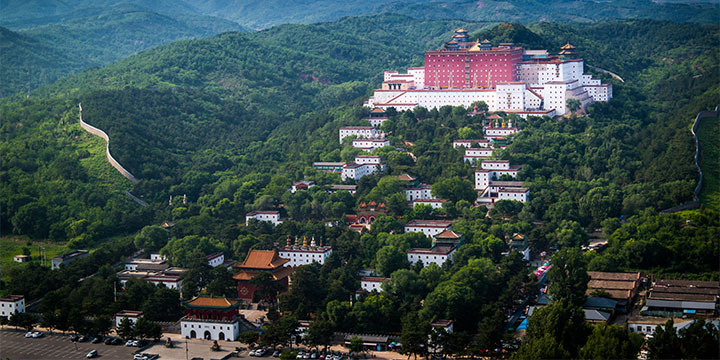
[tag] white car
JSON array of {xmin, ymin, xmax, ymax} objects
[
  {"xmin": 126, "ymin": 340, "xmax": 135, "ymax": 346},
  {"xmin": 31, "ymin": 331, "xmax": 44, "ymax": 338},
  {"xmin": 25, "ymin": 332, "xmax": 34, "ymax": 338},
  {"xmin": 86, "ymin": 350, "xmax": 98, "ymax": 358},
  {"xmin": 134, "ymin": 354, "xmax": 149, "ymax": 360}
]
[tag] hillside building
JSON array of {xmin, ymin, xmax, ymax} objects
[
  {"xmin": 328, "ymin": 184, "xmax": 357, "ymax": 194},
  {"xmin": 352, "ymin": 138, "xmax": 390, "ymax": 152},
  {"xmin": 408, "ymin": 245, "xmax": 456, "ymax": 267},
  {"xmin": 406, "ymin": 183, "xmax": 434, "ymax": 201},
  {"xmin": 412, "ymin": 198, "xmax": 449, "ymax": 209},
  {"xmin": 51, "ymin": 250, "xmax": 89, "ymax": 270},
  {"xmin": 291, "ymin": 180, "xmax": 315, "ymax": 193},
  {"xmin": 365, "ymin": 30, "xmax": 612, "ymax": 116},
  {"xmin": 360, "ymin": 277, "xmax": 390, "ymax": 292},
  {"xmin": 643, "ymin": 279, "xmax": 718, "ymax": 317},
  {"xmin": 404, "ymin": 219, "xmax": 453, "ymax": 237},
  {"xmin": 453, "ymin": 139, "xmax": 490, "ymax": 148},
  {"xmin": 365, "ymin": 108, "xmax": 389, "ymax": 127},
  {"xmin": 312, "ymin": 162, "xmax": 345, "ymax": 173},
  {"xmin": 245, "ymin": 210, "xmax": 283, "ymax": 226},
  {"xmin": 278, "ymin": 237, "xmax": 332, "ymax": 267},
  {"xmin": 464, "ymin": 147, "xmax": 497, "ymax": 164}
]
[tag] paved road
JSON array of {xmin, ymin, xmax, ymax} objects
[{"xmin": 0, "ymin": 329, "xmax": 136, "ymax": 360}]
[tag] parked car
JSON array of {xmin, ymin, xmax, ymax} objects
[
  {"xmin": 86, "ymin": 349, "xmax": 98, "ymax": 358},
  {"xmin": 249, "ymin": 349, "xmax": 257, "ymax": 356},
  {"xmin": 70, "ymin": 335, "xmax": 79, "ymax": 342},
  {"xmin": 272, "ymin": 350, "xmax": 281, "ymax": 357},
  {"xmin": 78, "ymin": 335, "xmax": 89, "ymax": 342},
  {"xmin": 134, "ymin": 354, "xmax": 149, "ymax": 360},
  {"xmin": 137, "ymin": 339, "xmax": 148, "ymax": 347},
  {"xmin": 24, "ymin": 332, "xmax": 34, "ymax": 338},
  {"xmin": 91, "ymin": 336, "xmax": 102, "ymax": 343},
  {"xmin": 126, "ymin": 340, "xmax": 135, "ymax": 346},
  {"xmin": 104, "ymin": 338, "xmax": 113, "ymax": 345},
  {"xmin": 112, "ymin": 338, "xmax": 124, "ymax": 345}
]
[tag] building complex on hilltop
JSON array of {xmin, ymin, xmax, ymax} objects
[{"xmin": 365, "ymin": 28, "xmax": 612, "ymax": 116}]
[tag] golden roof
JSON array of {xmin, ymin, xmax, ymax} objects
[
  {"xmin": 561, "ymin": 43, "xmax": 576, "ymax": 49},
  {"xmin": 455, "ymin": 28, "xmax": 468, "ymax": 33},
  {"xmin": 235, "ymin": 249, "xmax": 289, "ymax": 270},
  {"xmin": 185, "ymin": 296, "xmax": 239, "ymax": 308}
]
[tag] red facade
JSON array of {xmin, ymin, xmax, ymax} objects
[
  {"xmin": 424, "ymin": 48, "xmax": 523, "ymax": 89},
  {"xmin": 236, "ymin": 277, "xmax": 289, "ymax": 300},
  {"xmin": 185, "ymin": 308, "xmax": 236, "ymax": 321}
]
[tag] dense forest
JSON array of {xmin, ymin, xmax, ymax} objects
[
  {"xmin": 1, "ymin": 13, "xmax": 718, "ymax": 359},
  {"xmin": 0, "ymin": 3, "xmax": 248, "ymax": 97}
]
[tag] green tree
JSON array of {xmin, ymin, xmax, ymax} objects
[
  {"xmin": 304, "ymin": 319, "xmax": 335, "ymax": 351},
  {"xmin": 548, "ymin": 248, "xmax": 589, "ymax": 307},
  {"xmin": 251, "ymin": 272, "xmax": 284, "ymax": 306},
  {"xmin": 648, "ymin": 319, "xmax": 682, "ymax": 359},
  {"xmin": 134, "ymin": 225, "xmax": 168, "ymax": 251},
  {"xmin": 457, "ymin": 127, "xmax": 479, "ymax": 139},
  {"xmin": 678, "ymin": 319, "xmax": 719, "ymax": 360},
  {"xmin": 238, "ymin": 331, "xmax": 260, "ymax": 346},
  {"xmin": 516, "ymin": 299, "xmax": 589, "ymax": 358},
  {"xmin": 375, "ymin": 245, "xmax": 410, "ymax": 277},
  {"xmin": 260, "ymin": 316, "xmax": 299, "ymax": 348},
  {"xmin": 348, "ymin": 336, "xmax": 364, "ymax": 355},
  {"xmin": 579, "ymin": 324, "xmax": 640, "ymax": 359},
  {"xmin": 116, "ymin": 317, "xmax": 135, "ymax": 340},
  {"xmin": 431, "ymin": 177, "xmax": 476, "ymax": 203},
  {"xmin": 400, "ymin": 312, "xmax": 430, "ymax": 360},
  {"xmin": 91, "ymin": 316, "xmax": 113, "ymax": 337},
  {"xmin": 566, "ymin": 98, "xmax": 581, "ymax": 113},
  {"xmin": 134, "ymin": 317, "xmax": 153, "ymax": 340}
]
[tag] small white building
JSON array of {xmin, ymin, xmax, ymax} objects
[
  {"xmin": 291, "ymin": 180, "xmax": 315, "ymax": 193},
  {"xmin": 117, "ymin": 269, "xmax": 185, "ymax": 290},
  {"xmin": 115, "ymin": 310, "xmax": 143, "ymax": 328},
  {"xmin": 206, "ymin": 253, "xmax": 225, "ymax": 268},
  {"xmin": 360, "ymin": 277, "xmax": 390, "ymax": 292},
  {"xmin": 464, "ymin": 148, "xmax": 497, "ymax": 164},
  {"xmin": 404, "ymin": 220, "xmax": 453, "ymax": 237},
  {"xmin": 431, "ymin": 319, "xmax": 454, "ymax": 333},
  {"xmin": 352, "ymin": 138, "xmax": 390, "ymax": 152},
  {"xmin": 245, "ymin": 211, "xmax": 283, "ymax": 226},
  {"xmin": 150, "ymin": 253, "xmax": 166, "ymax": 261},
  {"xmin": 406, "ymin": 184, "xmax": 434, "ymax": 201},
  {"xmin": 341, "ymin": 162, "xmax": 383, "ymax": 181},
  {"xmin": 626, "ymin": 318, "xmax": 709, "ymax": 336},
  {"xmin": 0, "ymin": 295, "xmax": 25, "ymax": 319},
  {"xmin": 407, "ymin": 245, "xmax": 456, "ymax": 267},
  {"xmin": 484, "ymin": 126, "xmax": 519, "ymax": 138},
  {"xmin": 354, "ymin": 155, "xmax": 384, "ymax": 166},
  {"xmin": 497, "ymin": 187, "xmax": 530, "ymax": 202},
  {"xmin": 412, "ymin": 198, "xmax": 449, "ymax": 209},
  {"xmin": 124, "ymin": 258, "xmax": 167, "ymax": 271},
  {"xmin": 13, "ymin": 255, "xmax": 30, "ymax": 263},
  {"xmin": 329, "ymin": 184, "xmax": 357, "ymax": 195},
  {"xmin": 339, "ymin": 126, "xmax": 382, "ymax": 143},
  {"xmin": 278, "ymin": 239, "xmax": 332, "ymax": 267},
  {"xmin": 51, "ymin": 250, "xmax": 89, "ymax": 270},
  {"xmin": 474, "ymin": 160, "xmax": 522, "ymax": 190},
  {"xmin": 453, "ymin": 139, "xmax": 490, "ymax": 148}
]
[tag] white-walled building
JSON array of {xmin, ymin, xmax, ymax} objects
[
  {"xmin": 115, "ymin": 310, "xmax": 143, "ymax": 328},
  {"xmin": 406, "ymin": 184, "xmax": 434, "ymax": 201},
  {"xmin": 246, "ymin": 211, "xmax": 283, "ymax": 226},
  {"xmin": 51, "ymin": 250, "xmax": 89, "ymax": 270},
  {"xmin": 412, "ymin": 198, "xmax": 449, "ymax": 209},
  {"xmin": 339, "ymin": 126, "xmax": 383, "ymax": 143},
  {"xmin": 117, "ymin": 268, "xmax": 185, "ymax": 290},
  {"xmin": 13, "ymin": 255, "xmax": 30, "ymax": 263},
  {"xmin": 464, "ymin": 147, "xmax": 497, "ymax": 164},
  {"xmin": 329, "ymin": 184, "xmax": 357, "ymax": 195},
  {"xmin": 484, "ymin": 125, "xmax": 519, "ymax": 138},
  {"xmin": 474, "ymin": 160, "xmax": 522, "ymax": 190},
  {"xmin": 341, "ymin": 162, "xmax": 384, "ymax": 181},
  {"xmin": 408, "ymin": 245, "xmax": 456, "ymax": 267},
  {"xmin": 498, "ymin": 187, "xmax": 530, "ymax": 202},
  {"xmin": 124, "ymin": 258, "xmax": 167, "ymax": 271},
  {"xmin": 453, "ymin": 139, "xmax": 490, "ymax": 148},
  {"xmin": 206, "ymin": 253, "xmax": 225, "ymax": 268},
  {"xmin": 404, "ymin": 220, "xmax": 453, "ymax": 237},
  {"xmin": 352, "ymin": 138, "xmax": 390, "ymax": 152},
  {"xmin": 0, "ymin": 295, "xmax": 25, "ymax": 319},
  {"xmin": 354, "ymin": 155, "xmax": 384, "ymax": 166},
  {"xmin": 365, "ymin": 39, "xmax": 611, "ymax": 116},
  {"xmin": 181, "ymin": 297, "xmax": 241, "ymax": 341},
  {"xmin": 360, "ymin": 277, "xmax": 390, "ymax": 292},
  {"xmin": 150, "ymin": 253, "xmax": 166, "ymax": 261},
  {"xmin": 365, "ymin": 108, "xmax": 389, "ymax": 128},
  {"xmin": 278, "ymin": 238, "xmax": 332, "ymax": 267},
  {"xmin": 291, "ymin": 180, "xmax": 315, "ymax": 193}
]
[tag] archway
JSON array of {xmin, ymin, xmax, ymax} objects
[
  {"xmin": 204, "ymin": 331, "xmax": 211, "ymax": 340},
  {"xmin": 190, "ymin": 330, "xmax": 196, "ymax": 338},
  {"xmin": 219, "ymin": 332, "xmax": 225, "ymax": 340}
]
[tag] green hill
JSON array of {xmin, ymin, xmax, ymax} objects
[{"xmin": 0, "ymin": 5, "xmax": 248, "ymax": 97}]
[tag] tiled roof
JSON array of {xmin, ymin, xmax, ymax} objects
[
  {"xmin": 435, "ymin": 230, "xmax": 463, "ymax": 239},
  {"xmin": 236, "ymin": 250, "xmax": 289, "ymax": 270},
  {"xmin": 185, "ymin": 296, "xmax": 239, "ymax": 309}
]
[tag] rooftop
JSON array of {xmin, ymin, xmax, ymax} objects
[
  {"xmin": 588, "ymin": 271, "xmax": 642, "ymax": 282},
  {"xmin": 405, "ymin": 219, "xmax": 453, "ymax": 227},
  {"xmin": 408, "ymin": 245, "xmax": 456, "ymax": 255},
  {"xmin": 235, "ymin": 249, "xmax": 289, "ymax": 270},
  {"xmin": 185, "ymin": 296, "xmax": 240, "ymax": 309}
]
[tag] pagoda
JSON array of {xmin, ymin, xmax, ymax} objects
[{"xmin": 233, "ymin": 250, "xmax": 293, "ymax": 300}]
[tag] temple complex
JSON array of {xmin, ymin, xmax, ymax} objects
[{"xmin": 232, "ymin": 250, "xmax": 293, "ymax": 300}]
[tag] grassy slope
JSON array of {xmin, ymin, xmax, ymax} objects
[
  {"xmin": 74, "ymin": 122, "xmax": 134, "ymax": 194},
  {"xmin": 697, "ymin": 112, "xmax": 720, "ymax": 210},
  {"xmin": 0, "ymin": 237, "xmax": 69, "ymax": 284}
]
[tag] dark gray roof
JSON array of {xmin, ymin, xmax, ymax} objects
[
  {"xmin": 585, "ymin": 297, "xmax": 619, "ymax": 309},
  {"xmin": 584, "ymin": 309, "xmax": 611, "ymax": 322},
  {"xmin": 646, "ymin": 299, "xmax": 716, "ymax": 310}
]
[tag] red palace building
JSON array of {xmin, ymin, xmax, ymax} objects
[
  {"xmin": 424, "ymin": 28, "xmax": 523, "ymax": 89},
  {"xmin": 232, "ymin": 249, "xmax": 293, "ymax": 300},
  {"xmin": 181, "ymin": 296, "xmax": 241, "ymax": 340}
]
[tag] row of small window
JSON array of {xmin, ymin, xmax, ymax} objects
[{"xmin": 184, "ymin": 324, "xmax": 233, "ymax": 330}]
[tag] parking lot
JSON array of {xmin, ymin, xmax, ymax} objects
[{"xmin": 0, "ymin": 329, "xmax": 138, "ymax": 359}]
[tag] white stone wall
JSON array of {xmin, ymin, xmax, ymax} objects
[
  {"xmin": 181, "ymin": 319, "xmax": 240, "ymax": 341},
  {"xmin": 412, "ymin": 200, "xmax": 445, "ymax": 209},
  {"xmin": 207, "ymin": 254, "xmax": 224, "ymax": 268},
  {"xmin": 361, "ymin": 280, "xmax": 386, "ymax": 292},
  {"xmin": 496, "ymin": 84, "xmax": 526, "ymax": 111},
  {"xmin": 245, "ymin": 213, "xmax": 282, "ymax": 226},
  {"xmin": 355, "ymin": 156, "xmax": 381, "ymax": 165},
  {"xmin": 475, "ymin": 171, "xmax": 490, "ymax": 190},
  {"xmin": 407, "ymin": 249, "xmax": 454, "ymax": 267},
  {"xmin": 352, "ymin": 139, "xmax": 389, "ymax": 152},
  {"xmin": 404, "ymin": 225, "xmax": 450, "ymax": 237},
  {"xmin": 115, "ymin": 315, "xmax": 141, "ymax": 328},
  {"xmin": 278, "ymin": 250, "xmax": 331, "ymax": 267},
  {"xmin": 481, "ymin": 161, "xmax": 510, "ymax": 170},
  {"xmin": 342, "ymin": 163, "xmax": 379, "ymax": 181},
  {"xmin": 498, "ymin": 189, "xmax": 529, "ymax": 202},
  {"xmin": 339, "ymin": 127, "xmax": 378, "ymax": 143},
  {"xmin": 406, "ymin": 187, "xmax": 433, "ymax": 201}
]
